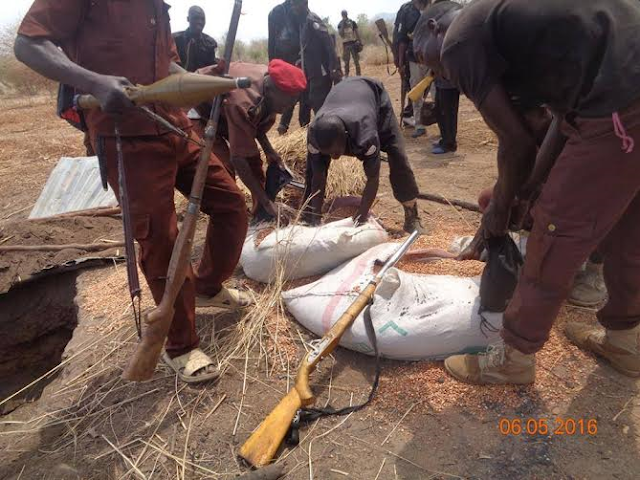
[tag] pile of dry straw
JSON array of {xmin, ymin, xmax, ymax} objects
[{"xmin": 272, "ymin": 128, "xmax": 366, "ymax": 199}]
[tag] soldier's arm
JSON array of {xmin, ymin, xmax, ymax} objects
[
  {"xmin": 14, "ymin": 35, "xmax": 133, "ymax": 114},
  {"xmin": 357, "ymin": 156, "xmax": 381, "ymax": 223},
  {"xmin": 476, "ymin": 84, "xmax": 538, "ymax": 236}
]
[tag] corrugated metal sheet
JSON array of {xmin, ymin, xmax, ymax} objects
[{"xmin": 29, "ymin": 156, "xmax": 117, "ymax": 219}]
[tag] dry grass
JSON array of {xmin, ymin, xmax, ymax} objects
[
  {"xmin": 1, "ymin": 23, "xmax": 56, "ymax": 96},
  {"xmin": 362, "ymin": 44, "xmax": 391, "ymax": 67},
  {"xmin": 272, "ymin": 128, "xmax": 367, "ymax": 199}
]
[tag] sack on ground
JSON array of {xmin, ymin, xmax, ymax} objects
[
  {"xmin": 240, "ymin": 218, "xmax": 388, "ymax": 283},
  {"xmin": 282, "ymin": 243, "xmax": 503, "ymax": 361}
]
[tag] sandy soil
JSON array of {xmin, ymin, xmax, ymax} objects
[{"xmin": 0, "ymin": 64, "xmax": 638, "ymax": 480}]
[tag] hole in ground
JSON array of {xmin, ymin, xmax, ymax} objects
[{"xmin": 0, "ymin": 272, "xmax": 79, "ymax": 415}]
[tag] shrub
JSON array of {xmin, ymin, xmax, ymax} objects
[
  {"xmin": 362, "ymin": 45, "xmax": 392, "ymax": 66},
  {"xmin": 0, "ymin": 22, "xmax": 56, "ymax": 96}
]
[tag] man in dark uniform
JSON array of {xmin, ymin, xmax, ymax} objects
[
  {"xmin": 15, "ymin": 0, "xmax": 251, "ymax": 383},
  {"xmin": 303, "ymin": 77, "xmax": 423, "ymax": 233},
  {"xmin": 269, "ymin": 0, "xmax": 341, "ymax": 135},
  {"xmin": 397, "ymin": 0, "xmax": 431, "ymax": 138},
  {"xmin": 338, "ymin": 10, "xmax": 362, "ymax": 77},
  {"xmin": 173, "ymin": 6, "xmax": 218, "ymax": 73},
  {"xmin": 414, "ymin": 0, "xmax": 640, "ymax": 384},
  {"xmin": 393, "ymin": 1, "xmax": 416, "ymax": 126}
]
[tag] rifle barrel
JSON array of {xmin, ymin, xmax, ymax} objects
[{"xmin": 376, "ymin": 230, "xmax": 420, "ymax": 280}]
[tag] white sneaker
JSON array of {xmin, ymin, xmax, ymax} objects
[{"xmin": 402, "ymin": 117, "xmax": 416, "ymax": 128}]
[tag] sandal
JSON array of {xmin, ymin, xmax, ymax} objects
[
  {"xmin": 162, "ymin": 349, "xmax": 220, "ymax": 384},
  {"xmin": 196, "ymin": 287, "xmax": 254, "ymax": 310}
]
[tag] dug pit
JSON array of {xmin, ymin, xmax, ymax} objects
[{"xmin": 0, "ymin": 272, "xmax": 79, "ymax": 414}]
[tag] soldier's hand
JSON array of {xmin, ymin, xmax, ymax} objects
[
  {"xmin": 90, "ymin": 75, "xmax": 134, "ymax": 115},
  {"xmin": 196, "ymin": 60, "xmax": 226, "ymax": 76},
  {"xmin": 266, "ymin": 152, "xmax": 285, "ymax": 169},
  {"xmin": 457, "ymin": 229, "xmax": 485, "ymax": 261},
  {"xmin": 481, "ymin": 199, "xmax": 511, "ymax": 238},
  {"xmin": 353, "ymin": 212, "xmax": 369, "ymax": 226}
]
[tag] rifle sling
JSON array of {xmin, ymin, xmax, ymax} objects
[
  {"xmin": 286, "ymin": 303, "xmax": 381, "ymax": 445},
  {"xmin": 380, "ymin": 35, "xmax": 397, "ymax": 77},
  {"xmin": 115, "ymin": 123, "xmax": 143, "ymax": 338}
]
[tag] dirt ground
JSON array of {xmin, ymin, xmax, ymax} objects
[{"xmin": 0, "ymin": 64, "xmax": 639, "ymax": 480}]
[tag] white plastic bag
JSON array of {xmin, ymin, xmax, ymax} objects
[
  {"xmin": 282, "ymin": 243, "xmax": 503, "ymax": 361},
  {"xmin": 240, "ymin": 218, "xmax": 388, "ymax": 283}
]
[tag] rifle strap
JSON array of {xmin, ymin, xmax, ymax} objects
[
  {"xmin": 115, "ymin": 123, "xmax": 143, "ymax": 338},
  {"xmin": 286, "ymin": 304, "xmax": 381, "ymax": 445},
  {"xmin": 379, "ymin": 35, "xmax": 397, "ymax": 77}
]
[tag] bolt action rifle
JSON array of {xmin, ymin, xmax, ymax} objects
[{"xmin": 239, "ymin": 231, "xmax": 421, "ymax": 467}]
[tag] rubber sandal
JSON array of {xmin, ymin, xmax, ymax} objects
[
  {"xmin": 412, "ymin": 128, "xmax": 426, "ymax": 138},
  {"xmin": 196, "ymin": 287, "xmax": 254, "ymax": 310},
  {"xmin": 162, "ymin": 349, "xmax": 220, "ymax": 384}
]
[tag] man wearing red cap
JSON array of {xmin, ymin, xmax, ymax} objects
[{"xmin": 204, "ymin": 60, "xmax": 306, "ymax": 218}]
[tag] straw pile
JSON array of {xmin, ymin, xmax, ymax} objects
[{"xmin": 272, "ymin": 128, "xmax": 367, "ymax": 199}]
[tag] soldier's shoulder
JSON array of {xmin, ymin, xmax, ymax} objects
[
  {"xmin": 202, "ymin": 33, "xmax": 218, "ymax": 47},
  {"xmin": 307, "ymin": 12, "xmax": 329, "ymax": 32}
]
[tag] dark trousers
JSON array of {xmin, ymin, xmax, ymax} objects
[
  {"xmin": 93, "ymin": 130, "xmax": 248, "ymax": 357},
  {"xmin": 502, "ymin": 100, "xmax": 640, "ymax": 354},
  {"xmin": 343, "ymin": 42, "xmax": 361, "ymax": 77},
  {"xmin": 279, "ymin": 76, "xmax": 333, "ymax": 130},
  {"xmin": 400, "ymin": 63, "xmax": 412, "ymax": 119},
  {"xmin": 379, "ymin": 101, "xmax": 420, "ymax": 203},
  {"xmin": 435, "ymin": 87, "xmax": 460, "ymax": 151}
]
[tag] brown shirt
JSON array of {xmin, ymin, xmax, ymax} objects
[
  {"xmin": 18, "ymin": 0, "xmax": 190, "ymax": 137},
  {"xmin": 223, "ymin": 63, "xmax": 276, "ymax": 158}
]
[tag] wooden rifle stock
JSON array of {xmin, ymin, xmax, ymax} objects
[
  {"xmin": 375, "ymin": 19, "xmax": 393, "ymax": 49},
  {"xmin": 408, "ymin": 74, "xmax": 435, "ymax": 103},
  {"xmin": 122, "ymin": 0, "xmax": 244, "ymax": 382},
  {"xmin": 240, "ymin": 231, "xmax": 420, "ymax": 467}
]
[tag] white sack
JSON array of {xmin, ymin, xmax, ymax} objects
[
  {"xmin": 282, "ymin": 243, "xmax": 503, "ymax": 361},
  {"xmin": 240, "ymin": 218, "xmax": 388, "ymax": 283},
  {"xmin": 450, "ymin": 233, "xmax": 528, "ymax": 258}
]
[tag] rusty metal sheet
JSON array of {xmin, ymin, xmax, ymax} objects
[{"xmin": 29, "ymin": 156, "xmax": 117, "ymax": 219}]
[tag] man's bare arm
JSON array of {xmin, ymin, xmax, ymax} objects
[
  {"xmin": 170, "ymin": 61, "xmax": 187, "ymax": 75},
  {"xmin": 14, "ymin": 35, "xmax": 133, "ymax": 114},
  {"xmin": 357, "ymin": 159, "xmax": 380, "ymax": 223},
  {"xmin": 477, "ymin": 84, "xmax": 538, "ymax": 236},
  {"xmin": 306, "ymin": 157, "xmax": 330, "ymax": 224},
  {"xmin": 231, "ymin": 156, "xmax": 276, "ymax": 215},
  {"xmin": 257, "ymin": 133, "xmax": 280, "ymax": 164}
]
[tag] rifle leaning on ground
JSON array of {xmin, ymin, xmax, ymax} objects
[{"xmin": 239, "ymin": 230, "xmax": 421, "ymax": 468}]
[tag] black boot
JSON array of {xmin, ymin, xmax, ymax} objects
[{"xmin": 402, "ymin": 202, "xmax": 424, "ymax": 234}]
